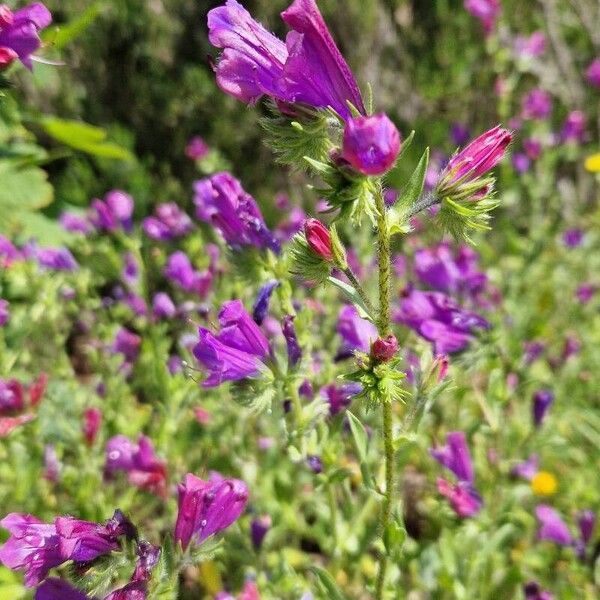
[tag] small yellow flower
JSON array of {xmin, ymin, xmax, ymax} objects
[
  {"xmin": 531, "ymin": 471, "xmax": 558, "ymax": 496},
  {"xmin": 584, "ymin": 153, "xmax": 600, "ymax": 173}
]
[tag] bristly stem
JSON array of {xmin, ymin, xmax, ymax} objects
[
  {"xmin": 405, "ymin": 191, "xmax": 439, "ymax": 221},
  {"xmin": 374, "ymin": 189, "xmax": 394, "ymax": 599}
]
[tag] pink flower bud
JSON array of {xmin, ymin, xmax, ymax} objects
[
  {"xmin": 371, "ymin": 335, "xmax": 399, "ymax": 362},
  {"xmin": 0, "ymin": 6, "xmax": 13, "ymax": 28},
  {"xmin": 83, "ymin": 407, "xmax": 102, "ymax": 446},
  {"xmin": 342, "ymin": 113, "xmax": 401, "ymax": 176},
  {"xmin": 0, "ymin": 47, "xmax": 17, "ymax": 69},
  {"xmin": 304, "ymin": 218, "xmax": 332, "ymax": 261}
]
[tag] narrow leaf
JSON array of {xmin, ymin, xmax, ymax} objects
[
  {"xmin": 327, "ymin": 276, "xmax": 375, "ymax": 322},
  {"xmin": 310, "ymin": 567, "xmax": 348, "ymax": 600},
  {"xmin": 397, "ymin": 147, "xmax": 429, "ymax": 210},
  {"xmin": 347, "ymin": 411, "xmax": 368, "ymax": 462}
]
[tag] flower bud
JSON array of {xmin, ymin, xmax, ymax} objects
[
  {"xmin": 371, "ymin": 335, "xmax": 399, "ymax": 362},
  {"xmin": 0, "ymin": 6, "xmax": 13, "ymax": 28},
  {"xmin": 0, "ymin": 47, "xmax": 17, "ymax": 69},
  {"xmin": 83, "ymin": 407, "xmax": 102, "ymax": 446},
  {"xmin": 342, "ymin": 114, "xmax": 401, "ymax": 176},
  {"xmin": 304, "ymin": 218, "xmax": 333, "ymax": 261}
]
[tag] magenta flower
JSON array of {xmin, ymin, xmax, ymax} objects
[
  {"xmin": 0, "ymin": 299, "xmax": 8, "ymax": 326},
  {"xmin": 522, "ymin": 89, "xmax": 552, "ymax": 120},
  {"xmin": 0, "ymin": 3, "xmax": 52, "ymax": 69},
  {"xmin": 164, "ymin": 251, "xmax": 212, "ymax": 297},
  {"xmin": 82, "ymin": 407, "xmax": 102, "ymax": 446},
  {"xmin": 436, "ymin": 478, "xmax": 482, "ymax": 518},
  {"xmin": 142, "ymin": 203, "xmax": 192, "ymax": 241},
  {"xmin": 371, "ymin": 335, "xmax": 398, "ymax": 362},
  {"xmin": 304, "ymin": 218, "xmax": 333, "ymax": 260},
  {"xmin": 586, "ymin": 58, "xmax": 600, "ymax": 88},
  {"xmin": 435, "ymin": 126, "xmax": 512, "ymax": 200},
  {"xmin": 563, "ymin": 228, "xmax": 584, "ymax": 248},
  {"xmin": 561, "ymin": 111, "xmax": 586, "ymax": 143},
  {"xmin": 55, "ymin": 518, "xmax": 121, "ymax": 563},
  {"xmin": 185, "ymin": 136, "xmax": 209, "ymax": 160},
  {"xmin": 113, "ymin": 328, "xmax": 141, "ymax": 363},
  {"xmin": 464, "ymin": 0, "xmax": 500, "ymax": 34},
  {"xmin": 341, "ymin": 114, "xmax": 401, "ymax": 176},
  {"xmin": 174, "ymin": 473, "xmax": 249, "ymax": 550},
  {"xmin": 207, "ymin": 0, "xmax": 365, "ymax": 120},
  {"xmin": 250, "ymin": 515, "xmax": 271, "ymax": 550},
  {"xmin": 90, "ymin": 190, "xmax": 134, "ymax": 233},
  {"xmin": 194, "ymin": 172, "xmax": 279, "ymax": 253},
  {"xmin": 514, "ymin": 32, "xmax": 546, "ymax": 58},
  {"xmin": 535, "ymin": 505, "xmax": 572, "ymax": 545},
  {"xmin": 193, "ymin": 300, "xmax": 271, "ymax": 387},
  {"xmin": 0, "ymin": 514, "xmax": 62, "ymax": 586}
]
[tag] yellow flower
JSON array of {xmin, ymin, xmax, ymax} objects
[
  {"xmin": 531, "ymin": 471, "xmax": 558, "ymax": 496},
  {"xmin": 585, "ymin": 153, "xmax": 600, "ymax": 173}
]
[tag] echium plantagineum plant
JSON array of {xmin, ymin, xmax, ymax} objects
[{"xmin": 203, "ymin": 0, "xmax": 512, "ymax": 596}]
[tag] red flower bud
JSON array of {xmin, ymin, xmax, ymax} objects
[
  {"xmin": 304, "ymin": 218, "xmax": 332, "ymax": 261},
  {"xmin": 0, "ymin": 47, "xmax": 17, "ymax": 69},
  {"xmin": 83, "ymin": 407, "xmax": 102, "ymax": 446},
  {"xmin": 371, "ymin": 335, "xmax": 399, "ymax": 362},
  {"xmin": 0, "ymin": 6, "xmax": 14, "ymax": 29}
]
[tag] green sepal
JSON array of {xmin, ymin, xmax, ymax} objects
[
  {"xmin": 230, "ymin": 371, "xmax": 276, "ymax": 414},
  {"xmin": 289, "ymin": 233, "xmax": 331, "ymax": 284}
]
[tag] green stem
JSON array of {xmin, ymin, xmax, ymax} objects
[
  {"xmin": 405, "ymin": 191, "xmax": 439, "ymax": 220},
  {"xmin": 286, "ymin": 377, "xmax": 303, "ymax": 437},
  {"xmin": 342, "ymin": 267, "xmax": 377, "ymax": 317},
  {"xmin": 327, "ymin": 483, "xmax": 339, "ymax": 560},
  {"xmin": 374, "ymin": 189, "xmax": 394, "ymax": 599}
]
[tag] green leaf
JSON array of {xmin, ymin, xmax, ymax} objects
[
  {"xmin": 43, "ymin": 3, "xmax": 103, "ymax": 50},
  {"xmin": 327, "ymin": 276, "xmax": 375, "ymax": 322},
  {"xmin": 397, "ymin": 147, "xmax": 429, "ymax": 210},
  {"xmin": 395, "ymin": 130, "xmax": 415, "ymax": 164},
  {"xmin": 41, "ymin": 117, "xmax": 133, "ymax": 161},
  {"xmin": 310, "ymin": 566, "xmax": 348, "ymax": 600},
  {"xmin": 346, "ymin": 411, "xmax": 368, "ymax": 462}
]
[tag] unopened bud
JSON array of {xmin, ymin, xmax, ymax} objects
[
  {"xmin": 0, "ymin": 46, "xmax": 17, "ymax": 69},
  {"xmin": 371, "ymin": 335, "xmax": 399, "ymax": 362},
  {"xmin": 304, "ymin": 218, "xmax": 333, "ymax": 261},
  {"xmin": 0, "ymin": 5, "xmax": 13, "ymax": 29}
]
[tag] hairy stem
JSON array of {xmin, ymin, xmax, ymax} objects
[
  {"xmin": 404, "ymin": 191, "xmax": 439, "ymax": 221},
  {"xmin": 374, "ymin": 189, "xmax": 394, "ymax": 599}
]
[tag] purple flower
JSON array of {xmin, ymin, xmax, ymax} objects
[
  {"xmin": 511, "ymin": 454, "xmax": 539, "ymax": 481},
  {"xmin": 27, "ymin": 245, "xmax": 78, "ymax": 272},
  {"xmin": 535, "ymin": 505, "xmax": 572, "ymax": 545},
  {"xmin": 0, "ymin": 514, "xmax": 63, "ymax": 587},
  {"xmin": 450, "ymin": 123, "xmax": 471, "ymax": 146},
  {"xmin": 464, "ymin": 0, "xmax": 500, "ymax": 34},
  {"xmin": 104, "ymin": 435, "xmax": 167, "ymax": 497},
  {"xmin": 55, "ymin": 517, "xmax": 121, "ymax": 563},
  {"xmin": 250, "ymin": 515, "xmax": 271, "ymax": 550},
  {"xmin": 514, "ymin": 32, "xmax": 546, "ymax": 58},
  {"xmin": 193, "ymin": 300, "xmax": 271, "ymax": 387},
  {"xmin": 35, "ymin": 579, "xmax": 89, "ymax": 600},
  {"xmin": 142, "ymin": 203, "xmax": 192, "ymax": 241},
  {"xmin": 341, "ymin": 114, "xmax": 401, "ymax": 176},
  {"xmin": 194, "ymin": 172, "xmax": 279, "ymax": 253},
  {"xmin": 90, "ymin": 190, "xmax": 134, "ymax": 233},
  {"xmin": 59, "ymin": 212, "xmax": 92, "ymax": 234},
  {"xmin": 532, "ymin": 389, "xmax": 554, "ymax": 427},
  {"xmin": 576, "ymin": 283, "xmax": 596, "ymax": 304},
  {"xmin": 524, "ymin": 340, "xmax": 545, "ymax": 364},
  {"xmin": 152, "ymin": 292, "xmax": 176, "ymax": 320},
  {"xmin": 394, "ymin": 288, "xmax": 489, "ymax": 355},
  {"xmin": 0, "ymin": 3, "xmax": 52, "ymax": 69},
  {"xmin": 174, "ymin": 473, "xmax": 249, "ymax": 550},
  {"xmin": 561, "ymin": 111, "xmax": 586, "ymax": 143},
  {"xmin": 0, "ymin": 299, "xmax": 8, "ymax": 326},
  {"xmin": 436, "ymin": 126, "xmax": 512, "ymax": 200},
  {"xmin": 207, "ymin": 0, "xmax": 365, "ymax": 120},
  {"xmin": 186, "ymin": 136, "xmax": 210, "ymax": 160},
  {"xmin": 321, "ymin": 382, "xmax": 361, "ymax": 416},
  {"xmin": 282, "ymin": 315, "xmax": 302, "ymax": 368},
  {"xmin": 113, "ymin": 328, "xmax": 141, "ymax": 363},
  {"xmin": 252, "ymin": 280, "xmax": 280, "ymax": 325},
  {"xmin": 307, "ymin": 455, "xmax": 323, "ymax": 474},
  {"xmin": 164, "ymin": 252, "xmax": 212, "ymax": 297},
  {"xmin": 563, "ymin": 228, "xmax": 584, "ymax": 248},
  {"xmin": 523, "ymin": 138, "xmax": 542, "ymax": 160},
  {"xmin": 577, "ymin": 510, "xmax": 595, "ymax": 547},
  {"xmin": 336, "ymin": 304, "xmax": 377, "ymax": 358},
  {"xmin": 524, "ymin": 582, "xmax": 554, "ymax": 600},
  {"xmin": 430, "ymin": 431, "xmax": 474, "ymax": 483},
  {"xmin": 0, "ymin": 234, "xmax": 21, "ymax": 266},
  {"xmin": 512, "ymin": 152, "xmax": 530, "ymax": 174},
  {"xmin": 122, "ymin": 252, "xmax": 139, "ymax": 287},
  {"xmin": 522, "ymin": 89, "xmax": 552, "ymax": 120},
  {"xmin": 437, "ymin": 478, "xmax": 482, "ymax": 518},
  {"xmin": 586, "ymin": 58, "xmax": 600, "ymax": 88}
]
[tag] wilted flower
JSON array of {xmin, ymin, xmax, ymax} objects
[
  {"xmin": 0, "ymin": 299, "xmax": 8, "ymax": 326},
  {"xmin": 104, "ymin": 435, "xmax": 167, "ymax": 497},
  {"xmin": 532, "ymin": 389, "xmax": 554, "ymax": 427},
  {"xmin": 174, "ymin": 473, "xmax": 248, "ymax": 549},
  {"xmin": 304, "ymin": 218, "xmax": 333, "ymax": 261},
  {"xmin": 435, "ymin": 126, "xmax": 512, "ymax": 202},
  {"xmin": 522, "ymin": 89, "xmax": 552, "ymax": 120},
  {"xmin": 82, "ymin": 407, "xmax": 102, "ymax": 446},
  {"xmin": 535, "ymin": 505, "xmax": 572, "ymax": 545},
  {"xmin": 341, "ymin": 114, "xmax": 401, "ymax": 176},
  {"xmin": 252, "ymin": 280, "xmax": 280, "ymax": 325},
  {"xmin": 464, "ymin": 0, "xmax": 500, "ymax": 34},
  {"xmin": 586, "ymin": 58, "xmax": 600, "ymax": 88},
  {"xmin": 0, "ymin": 3, "xmax": 52, "ymax": 69},
  {"xmin": 186, "ymin": 136, "xmax": 209, "ymax": 160},
  {"xmin": 194, "ymin": 172, "xmax": 280, "ymax": 253},
  {"xmin": 194, "ymin": 300, "xmax": 271, "ymax": 387},
  {"xmin": 207, "ymin": 0, "xmax": 365, "ymax": 120}
]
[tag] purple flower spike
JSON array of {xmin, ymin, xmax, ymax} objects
[
  {"xmin": 532, "ymin": 389, "xmax": 554, "ymax": 428},
  {"xmin": 194, "ymin": 172, "xmax": 280, "ymax": 253},
  {"xmin": 253, "ymin": 280, "xmax": 280, "ymax": 325},
  {"xmin": 207, "ymin": 0, "xmax": 365, "ymax": 120},
  {"xmin": 535, "ymin": 505, "xmax": 572, "ymax": 546},
  {"xmin": 282, "ymin": 315, "xmax": 302, "ymax": 368},
  {"xmin": 342, "ymin": 114, "xmax": 401, "ymax": 176},
  {"xmin": 174, "ymin": 473, "xmax": 249, "ymax": 550},
  {"xmin": 430, "ymin": 431, "xmax": 474, "ymax": 483},
  {"xmin": 0, "ymin": 513, "xmax": 63, "ymax": 587},
  {"xmin": 0, "ymin": 3, "xmax": 52, "ymax": 69},
  {"xmin": 35, "ymin": 579, "xmax": 90, "ymax": 600}
]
